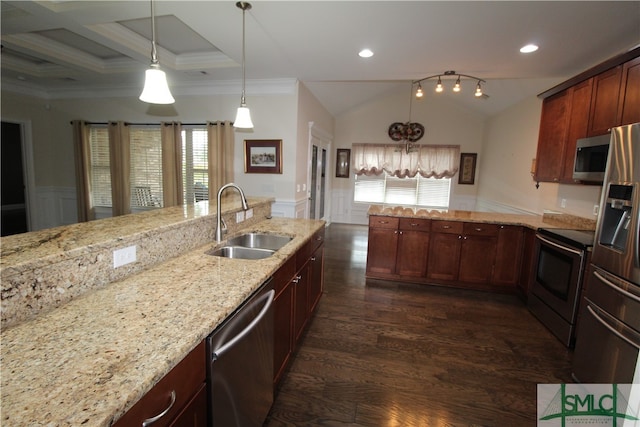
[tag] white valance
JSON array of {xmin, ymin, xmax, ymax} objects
[{"xmin": 352, "ymin": 144, "xmax": 460, "ymax": 179}]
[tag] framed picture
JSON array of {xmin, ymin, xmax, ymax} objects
[
  {"xmin": 335, "ymin": 149, "xmax": 351, "ymax": 178},
  {"xmin": 459, "ymin": 153, "xmax": 477, "ymax": 185},
  {"xmin": 244, "ymin": 139, "xmax": 283, "ymax": 174}
]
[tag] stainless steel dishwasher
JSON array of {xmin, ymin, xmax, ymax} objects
[{"xmin": 207, "ymin": 280, "xmax": 274, "ymax": 426}]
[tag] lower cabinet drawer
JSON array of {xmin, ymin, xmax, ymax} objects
[
  {"xmin": 431, "ymin": 220, "xmax": 463, "ymax": 234},
  {"xmin": 463, "ymin": 222, "xmax": 499, "ymax": 237},
  {"xmin": 369, "ymin": 216, "xmax": 400, "ymax": 229},
  {"xmin": 114, "ymin": 341, "xmax": 206, "ymax": 427},
  {"xmin": 399, "ymin": 217, "xmax": 431, "ymax": 231}
]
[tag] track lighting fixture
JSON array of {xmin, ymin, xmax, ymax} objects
[
  {"xmin": 234, "ymin": 2, "xmax": 254, "ymax": 129},
  {"xmin": 139, "ymin": 0, "xmax": 175, "ymax": 104},
  {"xmin": 412, "ymin": 70, "xmax": 486, "ymax": 99}
]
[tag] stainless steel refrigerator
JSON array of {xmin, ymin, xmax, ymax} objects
[{"xmin": 572, "ymin": 122, "xmax": 640, "ymax": 383}]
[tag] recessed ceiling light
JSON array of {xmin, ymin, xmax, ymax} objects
[
  {"xmin": 358, "ymin": 48, "xmax": 374, "ymax": 58},
  {"xmin": 520, "ymin": 44, "xmax": 539, "ymax": 53}
]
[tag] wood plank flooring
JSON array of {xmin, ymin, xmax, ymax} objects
[{"xmin": 265, "ymin": 223, "xmax": 573, "ymax": 427}]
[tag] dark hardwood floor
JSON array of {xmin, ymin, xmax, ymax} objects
[{"xmin": 265, "ymin": 223, "xmax": 573, "ymax": 427}]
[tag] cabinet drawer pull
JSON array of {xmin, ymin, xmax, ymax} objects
[
  {"xmin": 142, "ymin": 390, "xmax": 176, "ymax": 427},
  {"xmin": 316, "ymin": 236, "xmax": 323, "ymax": 241},
  {"xmin": 378, "ymin": 220, "xmax": 389, "ymax": 224},
  {"xmin": 442, "ymin": 225, "xmax": 451, "ymax": 229},
  {"xmin": 410, "ymin": 223, "xmax": 419, "ymax": 227},
  {"xmin": 474, "ymin": 227, "xmax": 483, "ymax": 232}
]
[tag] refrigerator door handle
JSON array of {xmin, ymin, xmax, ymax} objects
[
  {"xmin": 586, "ymin": 305, "xmax": 640, "ymax": 350},
  {"xmin": 593, "ymin": 270, "xmax": 640, "ymax": 304}
]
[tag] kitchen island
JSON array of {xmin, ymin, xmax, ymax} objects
[
  {"xmin": 1, "ymin": 198, "xmax": 325, "ymax": 426},
  {"xmin": 365, "ymin": 204, "xmax": 595, "ymax": 293}
]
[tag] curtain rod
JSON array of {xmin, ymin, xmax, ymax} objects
[{"xmin": 69, "ymin": 121, "xmax": 227, "ymax": 126}]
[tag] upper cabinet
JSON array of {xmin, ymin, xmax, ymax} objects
[
  {"xmin": 617, "ymin": 56, "xmax": 640, "ymax": 126},
  {"xmin": 535, "ymin": 49, "xmax": 640, "ymax": 185}
]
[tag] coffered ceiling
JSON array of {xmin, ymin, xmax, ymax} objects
[{"xmin": 2, "ymin": 1, "xmax": 639, "ymax": 117}]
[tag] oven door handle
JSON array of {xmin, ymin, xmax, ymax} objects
[
  {"xmin": 536, "ymin": 234, "xmax": 584, "ymax": 256},
  {"xmin": 593, "ymin": 270, "xmax": 640, "ymax": 304},
  {"xmin": 586, "ymin": 305, "xmax": 640, "ymax": 350}
]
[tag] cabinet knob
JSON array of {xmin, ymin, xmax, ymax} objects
[
  {"xmin": 458, "ymin": 235, "xmax": 462, "ymax": 239},
  {"xmin": 394, "ymin": 230, "xmax": 398, "ymax": 234},
  {"xmin": 399, "ymin": 231, "xmax": 403, "ymax": 235},
  {"xmin": 311, "ymin": 256, "xmax": 316, "ymax": 261}
]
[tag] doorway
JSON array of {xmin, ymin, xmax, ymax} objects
[
  {"xmin": 1, "ymin": 121, "xmax": 29, "ymax": 236},
  {"xmin": 309, "ymin": 122, "xmax": 331, "ymax": 222}
]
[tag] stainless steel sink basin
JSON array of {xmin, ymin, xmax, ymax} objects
[
  {"xmin": 227, "ymin": 233, "xmax": 292, "ymax": 251},
  {"xmin": 207, "ymin": 246, "xmax": 275, "ymax": 260}
]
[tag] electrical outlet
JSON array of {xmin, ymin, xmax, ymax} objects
[
  {"xmin": 593, "ymin": 204, "xmax": 600, "ymax": 216},
  {"xmin": 246, "ymin": 208, "xmax": 253, "ymax": 219},
  {"xmin": 113, "ymin": 245, "xmax": 136, "ymax": 268},
  {"xmin": 236, "ymin": 211, "xmax": 245, "ymax": 223},
  {"xmin": 296, "ymin": 184, "xmax": 300, "ymax": 192},
  {"xmin": 302, "ymin": 183, "xmax": 306, "ymax": 191},
  {"xmin": 560, "ymin": 198, "xmax": 567, "ymax": 208}
]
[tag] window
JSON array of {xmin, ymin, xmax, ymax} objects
[
  {"xmin": 88, "ymin": 125, "xmax": 111, "ymax": 207},
  {"xmin": 130, "ymin": 126, "xmax": 163, "ymax": 208},
  {"xmin": 182, "ymin": 127, "xmax": 209, "ymax": 204},
  {"xmin": 354, "ymin": 172, "xmax": 451, "ymax": 208}
]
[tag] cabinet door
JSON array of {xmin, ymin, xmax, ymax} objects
[
  {"xmin": 169, "ymin": 384, "xmax": 207, "ymax": 427},
  {"xmin": 273, "ymin": 281, "xmax": 294, "ymax": 386},
  {"xmin": 427, "ymin": 232, "xmax": 461, "ymax": 281},
  {"xmin": 396, "ymin": 230, "xmax": 429, "ymax": 277},
  {"xmin": 366, "ymin": 228, "xmax": 399, "ymax": 275},
  {"xmin": 308, "ymin": 245, "xmax": 324, "ymax": 313},
  {"xmin": 535, "ymin": 90, "xmax": 571, "ymax": 182},
  {"xmin": 588, "ymin": 65, "xmax": 623, "ymax": 136},
  {"xmin": 492, "ymin": 225, "xmax": 524, "ymax": 287},
  {"xmin": 293, "ymin": 264, "xmax": 310, "ymax": 344},
  {"xmin": 617, "ymin": 56, "xmax": 640, "ymax": 126},
  {"xmin": 458, "ymin": 236, "xmax": 497, "ymax": 284},
  {"xmin": 563, "ymin": 79, "xmax": 593, "ymax": 183}
]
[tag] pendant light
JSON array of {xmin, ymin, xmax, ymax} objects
[
  {"xmin": 234, "ymin": 2, "xmax": 254, "ymax": 129},
  {"xmin": 139, "ymin": 0, "xmax": 175, "ymax": 104},
  {"xmin": 411, "ymin": 71, "xmax": 486, "ymax": 98}
]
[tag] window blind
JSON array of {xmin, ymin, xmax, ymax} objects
[
  {"xmin": 89, "ymin": 125, "xmax": 111, "ymax": 207},
  {"xmin": 129, "ymin": 126, "xmax": 163, "ymax": 208},
  {"xmin": 354, "ymin": 172, "xmax": 451, "ymax": 208},
  {"xmin": 182, "ymin": 127, "xmax": 209, "ymax": 204}
]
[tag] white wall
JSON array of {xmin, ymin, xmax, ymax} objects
[
  {"xmin": 1, "ymin": 80, "xmax": 333, "ymax": 227},
  {"xmin": 331, "ymin": 86, "xmax": 486, "ymax": 224},
  {"xmin": 478, "ymin": 95, "xmax": 602, "ymax": 218}
]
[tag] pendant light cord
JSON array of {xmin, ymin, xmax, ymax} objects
[
  {"xmin": 150, "ymin": 0, "xmax": 158, "ymax": 65},
  {"xmin": 240, "ymin": 4, "xmax": 247, "ymax": 105}
]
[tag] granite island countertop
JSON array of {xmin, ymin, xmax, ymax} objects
[
  {"xmin": 367, "ymin": 205, "xmax": 597, "ymax": 230},
  {"xmin": 1, "ymin": 217, "xmax": 325, "ymax": 426}
]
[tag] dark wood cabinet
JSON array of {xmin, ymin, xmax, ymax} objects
[
  {"xmin": 562, "ymin": 79, "xmax": 593, "ymax": 183},
  {"xmin": 492, "ymin": 225, "xmax": 525, "ymax": 287},
  {"xmin": 535, "ymin": 52, "xmax": 639, "ymax": 184},
  {"xmin": 617, "ymin": 56, "xmax": 640, "ymax": 126},
  {"xmin": 458, "ymin": 223, "xmax": 498, "ymax": 284},
  {"xmin": 587, "ymin": 65, "xmax": 623, "ymax": 136},
  {"xmin": 365, "ymin": 216, "xmax": 400, "ymax": 275},
  {"xmin": 534, "ymin": 90, "xmax": 571, "ymax": 183},
  {"xmin": 273, "ymin": 228, "xmax": 324, "ymax": 389},
  {"xmin": 114, "ymin": 341, "xmax": 206, "ymax": 427},
  {"xmin": 367, "ymin": 217, "xmax": 525, "ymax": 292},
  {"xmin": 517, "ymin": 227, "xmax": 537, "ymax": 298},
  {"xmin": 427, "ymin": 221, "xmax": 463, "ymax": 281}
]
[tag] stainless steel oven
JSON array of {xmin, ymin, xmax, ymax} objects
[{"xmin": 528, "ymin": 228, "xmax": 594, "ymax": 347}]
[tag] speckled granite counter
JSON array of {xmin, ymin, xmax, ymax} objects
[
  {"xmin": 367, "ymin": 205, "xmax": 597, "ymax": 230},
  {"xmin": 1, "ymin": 217, "xmax": 325, "ymax": 426}
]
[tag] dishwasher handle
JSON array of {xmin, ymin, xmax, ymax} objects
[{"xmin": 212, "ymin": 289, "xmax": 275, "ymax": 360}]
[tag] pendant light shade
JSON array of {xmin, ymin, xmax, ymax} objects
[
  {"xmin": 140, "ymin": 64, "xmax": 175, "ymax": 104},
  {"xmin": 234, "ymin": 2, "xmax": 253, "ymax": 129},
  {"xmin": 234, "ymin": 106, "xmax": 253, "ymax": 129},
  {"xmin": 139, "ymin": 0, "xmax": 175, "ymax": 104}
]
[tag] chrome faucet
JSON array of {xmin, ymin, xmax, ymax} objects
[{"xmin": 215, "ymin": 183, "xmax": 249, "ymax": 242}]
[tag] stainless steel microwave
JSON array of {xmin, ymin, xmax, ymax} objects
[{"xmin": 573, "ymin": 134, "xmax": 610, "ymax": 182}]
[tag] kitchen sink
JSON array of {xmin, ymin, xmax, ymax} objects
[
  {"xmin": 227, "ymin": 233, "xmax": 292, "ymax": 251},
  {"xmin": 207, "ymin": 246, "xmax": 275, "ymax": 260}
]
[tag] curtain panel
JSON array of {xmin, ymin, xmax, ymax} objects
[
  {"xmin": 161, "ymin": 122, "xmax": 183, "ymax": 207},
  {"xmin": 71, "ymin": 120, "xmax": 94, "ymax": 222},
  {"xmin": 108, "ymin": 121, "xmax": 131, "ymax": 216},
  {"xmin": 352, "ymin": 144, "xmax": 460, "ymax": 179},
  {"xmin": 207, "ymin": 121, "xmax": 234, "ymax": 200}
]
